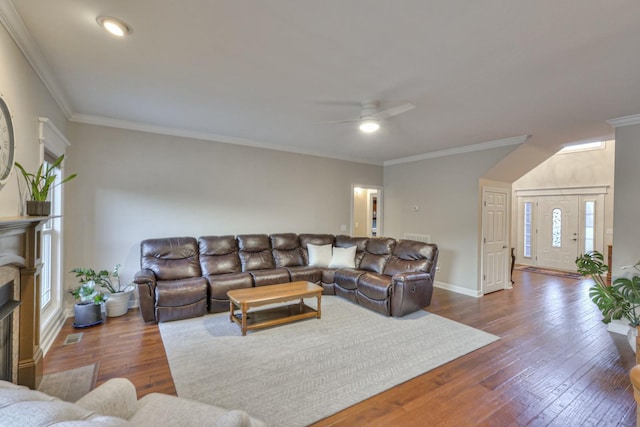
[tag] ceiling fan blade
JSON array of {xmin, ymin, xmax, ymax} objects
[
  {"xmin": 373, "ymin": 103, "xmax": 415, "ymax": 119},
  {"xmin": 314, "ymin": 118, "xmax": 359, "ymax": 125}
]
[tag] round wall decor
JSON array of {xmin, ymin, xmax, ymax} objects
[{"xmin": 0, "ymin": 95, "xmax": 15, "ymax": 190}]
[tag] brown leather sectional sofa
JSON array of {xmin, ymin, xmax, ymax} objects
[{"xmin": 133, "ymin": 233, "xmax": 438, "ymax": 323}]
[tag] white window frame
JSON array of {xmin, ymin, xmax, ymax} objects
[{"xmin": 38, "ymin": 118, "xmax": 70, "ymax": 355}]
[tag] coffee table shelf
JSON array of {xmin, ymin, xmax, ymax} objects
[{"xmin": 227, "ymin": 281, "xmax": 322, "ymax": 336}]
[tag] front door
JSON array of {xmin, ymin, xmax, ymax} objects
[
  {"xmin": 482, "ymin": 188, "xmax": 510, "ymax": 294},
  {"xmin": 537, "ymin": 196, "xmax": 579, "ymax": 271}
]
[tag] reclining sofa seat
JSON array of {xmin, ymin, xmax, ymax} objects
[
  {"xmin": 199, "ymin": 235, "xmax": 253, "ymax": 313},
  {"xmin": 237, "ymin": 234, "xmax": 289, "ymax": 286},
  {"xmin": 271, "ymin": 233, "xmax": 322, "ymax": 283},
  {"xmin": 134, "ymin": 237, "xmax": 207, "ymax": 323},
  {"xmin": 332, "ymin": 235, "xmax": 370, "ymax": 302},
  {"xmin": 353, "ymin": 237, "xmax": 396, "ymax": 314},
  {"xmin": 386, "ymin": 239, "xmax": 439, "ymax": 316},
  {"xmin": 358, "ymin": 239, "xmax": 438, "ymax": 316}
]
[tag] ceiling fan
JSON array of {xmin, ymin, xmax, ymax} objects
[{"xmin": 319, "ymin": 101, "xmax": 415, "ymax": 133}]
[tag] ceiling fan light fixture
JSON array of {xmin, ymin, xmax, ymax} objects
[
  {"xmin": 97, "ymin": 16, "xmax": 132, "ymax": 37},
  {"xmin": 359, "ymin": 119, "xmax": 380, "ymax": 133}
]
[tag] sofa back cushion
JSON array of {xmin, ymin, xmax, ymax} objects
[
  {"xmin": 140, "ymin": 237, "xmax": 201, "ymax": 281},
  {"xmin": 383, "ymin": 240, "xmax": 439, "ymax": 276},
  {"xmin": 299, "ymin": 234, "xmax": 335, "ymax": 264},
  {"xmin": 237, "ymin": 234, "xmax": 274, "ymax": 271},
  {"xmin": 335, "ymin": 235, "xmax": 369, "ymax": 267},
  {"xmin": 198, "ymin": 236, "xmax": 241, "ymax": 276},
  {"xmin": 270, "ymin": 233, "xmax": 304, "ymax": 267},
  {"xmin": 359, "ymin": 237, "xmax": 395, "ymax": 274}
]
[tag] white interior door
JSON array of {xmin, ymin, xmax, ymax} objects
[
  {"xmin": 537, "ymin": 196, "xmax": 579, "ymax": 271},
  {"xmin": 482, "ymin": 188, "xmax": 510, "ymax": 294}
]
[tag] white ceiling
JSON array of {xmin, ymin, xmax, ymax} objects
[{"xmin": 6, "ymin": 0, "xmax": 640, "ymax": 164}]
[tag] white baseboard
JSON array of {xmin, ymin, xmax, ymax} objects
[
  {"xmin": 40, "ymin": 310, "xmax": 67, "ymax": 356},
  {"xmin": 434, "ymin": 281, "xmax": 482, "ymax": 298}
]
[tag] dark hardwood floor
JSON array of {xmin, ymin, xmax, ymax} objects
[{"xmin": 44, "ymin": 270, "xmax": 637, "ymax": 426}]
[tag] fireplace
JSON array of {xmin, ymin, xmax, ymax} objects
[
  {"xmin": 0, "ymin": 275, "xmax": 20, "ymax": 382},
  {"xmin": 0, "ymin": 216, "xmax": 48, "ymax": 387}
]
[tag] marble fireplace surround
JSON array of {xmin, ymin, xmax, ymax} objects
[{"xmin": 0, "ymin": 216, "xmax": 48, "ymax": 388}]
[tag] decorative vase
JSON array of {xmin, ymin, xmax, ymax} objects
[
  {"xmin": 627, "ymin": 326, "xmax": 638, "ymax": 354},
  {"xmin": 105, "ymin": 290, "xmax": 133, "ymax": 317},
  {"xmin": 73, "ymin": 302, "xmax": 104, "ymax": 328},
  {"xmin": 25, "ymin": 200, "xmax": 51, "ymax": 216}
]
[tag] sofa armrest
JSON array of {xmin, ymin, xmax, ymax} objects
[
  {"xmin": 392, "ymin": 271, "xmax": 431, "ymax": 284},
  {"xmin": 75, "ymin": 378, "xmax": 138, "ymax": 420},
  {"xmin": 134, "ymin": 269, "xmax": 157, "ymax": 323},
  {"xmin": 134, "ymin": 269, "xmax": 156, "ymax": 286},
  {"xmin": 390, "ymin": 271, "xmax": 434, "ymax": 317}
]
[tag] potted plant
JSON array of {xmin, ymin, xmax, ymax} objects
[
  {"xmin": 14, "ymin": 154, "xmax": 77, "ymax": 216},
  {"xmin": 70, "ymin": 281, "xmax": 107, "ymax": 328},
  {"xmin": 71, "ymin": 264, "xmax": 134, "ymax": 317},
  {"xmin": 575, "ymin": 251, "xmax": 640, "ymax": 352}
]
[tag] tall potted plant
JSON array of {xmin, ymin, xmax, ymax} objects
[
  {"xmin": 71, "ymin": 264, "xmax": 134, "ymax": 317},
  {"xmin": 575, "ymin": 251, "xmax": 640, "ymax": 352},
  {"xmin": 14, "ymin": 154, "xmax": 77, "ymax": 216}
]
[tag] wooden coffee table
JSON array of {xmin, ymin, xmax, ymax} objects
[{"xmin": 227, "ymin": 281, "xmax": 322, "ymax": 336}]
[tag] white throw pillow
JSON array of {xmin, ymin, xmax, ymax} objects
[
  {"xmin": 329, "ymin": 246, "xmax": 357, "ymax": 269},
  {"xmin": 307, "ymin": 244, "xmax": 332, "ymax": 267}
]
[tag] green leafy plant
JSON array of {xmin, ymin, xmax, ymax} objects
[
  {"xmin": 69, "ymin": 281, "xmax": 107, "ymax": 305},
  {"xmin": 14, "ymin": 154, "xmax": 77, "ymax": 201},
  {"xmin": 71, "ymin": 264, "xmax": 131, "ymax": 293},
  {"xmin": 575, "ymin": 251, "xmax": 640, "ymax": 327}
]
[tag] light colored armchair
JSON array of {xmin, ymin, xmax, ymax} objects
[{"xmin": 0, "ymin": 378, "xmax": 265, "ymax": 427}]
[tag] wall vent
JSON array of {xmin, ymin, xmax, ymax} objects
[{"xmin": 403, "ymin": 233, "xmax": 431, "ymax": 243}]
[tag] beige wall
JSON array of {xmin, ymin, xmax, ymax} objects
[
  {"xmin": 0, "ymin": 24, "xmax": 67, "ymax": 216},
  {"xmin": 64, "ymin": 122, "xmax": 383, "ymax": 287},
  {"xmin": 511, "ymin": 141, "xmax": 615, "ymax": 263},
  {"xmin": 612, "ymin": 123, "xmax": 640, "ymax": 272},
  {"xmin": 383, "ymin": 145, "xmax": 517, "ymax": 294}
]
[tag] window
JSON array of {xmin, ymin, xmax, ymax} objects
[
  {"xmin": 552, "ymin": 208, "xmax": 562, "ymax": 247},
  {"xmin": 584, "ymin": 201, "xmax": 595, "ymax": 253},
  {"xmin": 558, "ymin": 141, "xmax": 605, "ymax": 154},
  {"xmin": 40, "ymin": 153, "xmax": 61, "ymax": 310},
  {"xmin": 523, "ymin": 202, "xmax": 532, "ymax": 258},
  {"xmin": 37, "ymin": 117, "xmax": 71, "ymax": 355}
]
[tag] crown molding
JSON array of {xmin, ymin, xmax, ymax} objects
[
  {"xmin": 70, "ymin": 113, "xmax": 383, "ymax": 166},
  {"xmin": 383, "ymin": 134, "xmax": 529, "ymax": 166},
  {"xmin": 0, "ymin": 0, "xmax": 73, "ymax": 118},
  {"xmin": 606, "ymin": 113, "xmax": 640, "ymax": 128}
]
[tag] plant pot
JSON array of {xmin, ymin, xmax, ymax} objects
[
  {"xmin": 628, "ymin": 326, "xmax": 638, "ymax": 354},
  {"xmin": 25, "ymin": 200, "xmax": 51, "ymax": 216},
  {"xmin": 105, "ymin": 290, "xmax": 132, "ymax": 317},
  {"xmin": 73, "ymin": 302, "xmax": 104, "ymax": 328}
]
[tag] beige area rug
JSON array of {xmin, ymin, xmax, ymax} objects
[
  {"xmin": 159, "ymin": 296, "xmax": 499, "ymax": 426},
  {"xmin": 38, "ymin": 363, "xmax": 99, "ymax": 402}
]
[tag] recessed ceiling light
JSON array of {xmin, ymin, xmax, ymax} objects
[
  {"xmin": 97, "ymin": 16, "xmax": 132, "ymax": 37},
  {"xmin": 359, "ymin": 119, "xmax": 380, "ymax": 133}
]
